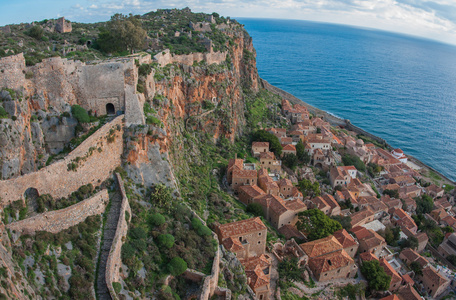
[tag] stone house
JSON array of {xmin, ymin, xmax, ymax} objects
[
  {"xmin": 429, "ymin": 207, "xmax": 449, "ymax": 223},
  {"xmin": 379, "ymin": 258, "xmax": 402, "ymax": 292},
  {"xmin": 352, "ymin": 226, "xmax": 387, "ymax": 258},
  {"xmin": 335, "ymin": 190, "xmax": 359, "ymax": 208},
  {"xmin": 258, "ymin": 169, "xmax": 279, "ymax": 196},
  {"xmin": 304, "ymin": 134, "xmax": 331, "ymax": 155},
  {"xmin": 426, "ymin": 184, "xmax": 444, "ymax": 198},
  {"xmin": 238, "ymin": 185, "xmax": 266, "ymax": 205},
  {"xmin": 232, "ymin": 169, "xmax": 258, "ymax": 192},
  {"xmin": 438, "ymin": 232, "xmax": 456, "ymax": 259},
  {"xmin": 281, "ymin": 144, "xmax": 297, "ymax": 156},
  {"xmin": 244, "ymin": 254, "xmax": 272, "ymax": 300},
  {"xmin": 259, "ymin": 152, "xmax": 281, "ymax": 173},
  {"xmin": 333, "ymin": 229, "xmax": 358, "ymax": 258},
  {"xmin": 415, "ymin": 232, "xmax": 429, "ymax": 253},
  {"xmin": 329, "ymin": 166, "xmax": 352, "ymax": 188},
  {"xmin": 254, "ymin": 194, "xmax": 306, "ymax": 229},
  {"xmin": 399, "ymin": 248, "xmax": 429, "ymax": 268},
  {"xmin": 350, "ymin": 208, "xmax": 375, "ymax": 228},
  {"xmin": 227, "ymin": 158, "xmax": 244, "ymax": 184},
  {"xmin": 300, "ymin": 236, "xmax": 358, "ymax": 281},
  {"xmin": 399, "ymin": 185, "xmax": 421, "ymax": 199},
  {"xmin": 252, "ymin": 142, "xmax": 269, "ymax": 158},
  {"xmin": 390, "ymin": 208, "xmax": 418, "ymax": 234},
  {"xmin": 417, "ymin": 266, "xmax": 450, "ymax": 298},
  {"xmin": 277, "ymin": 178, "xmax": 302, "ymax": 200},
  {"xmin": 216, "ymin": 217, "xmax": 268, "ymax": 260}
]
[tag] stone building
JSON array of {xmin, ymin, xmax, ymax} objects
[
  {"xmin": 259, "ymin": 152, "xmax": 281, "ymax": 173},
  {"xmin": 417, "ymin": 266, "xmax": 450, "ymax": 298},
  {"xmin": 438, "ymin": 232, "xmax": 456, "ymax": 259},
  {"xmin": 333, "ymin": 229, "xmax": 358, "ymax": 258},
  {"xmin": 299, "ymin": 236, "xmax": 358, "ymax": 281},
  {"xmin": 252, "ymin": 142, "xmax": 269, "ymax": 157},
  {"xmin": 329, "ymin": 166, "xmax": 352, "ymax": 188},
  {"xmin": 238, "ymin": 185, "xmax": 265, "ymax": 205},
  {"xmin": 55, "ymin": 17, "xmax": 72, "ymax": 33},
  {"xmin": 352, "ymin": 226, "xmax": 387, "ymax": 258}
]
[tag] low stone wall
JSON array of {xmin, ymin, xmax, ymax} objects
[
  {"xmin": 0, "ymin": 116, "xmax": 124, "ymax": 205},
  {"xmin": 154, "ymin": 49, "xmax": 227, "ymax": 67},
  {"xmin": 106, "ymin": 173, "xmax": 131, "ymax": 300},
  {"xmin": 7, "ymin": 189, "xmax": 108, "ymax": 235},
  {"xmin": 200, "ymin": 247, "xmax": 222, "ymax": 299}
]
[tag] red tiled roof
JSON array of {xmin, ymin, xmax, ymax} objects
[
  {"xmin": 217, "ymin": 217, "xmax": 266, "ymax": 241},
  {"xmin": 308, "ymin": 249, "xmax": 354, "ymax": 273},
  {"xmin": 239, "ymin": 185, "xmax": 265, "ymax": 198},
  {"xmin": 282, "ymin": 144, "xmax": 296, "ymax": 151},
  {"xmin": 233, "ymin": 168, "xmax": 257, "ymax": 178},
  {"xmin": 359, "ymin": 251, "xmax": 378, "ymax": 262},
  {"xmin": 333, "ymin": 229, "xmax": 357, "ymax": 249},
  {"xmin": 300, "ymin": 236, "xmax": 343, "ymax": 257},
  {"xmin": 259, "ymin": 151, "xmax": 275, "ymax": 160},
  {"xmin": 252, "ymin": 141, "xmax": 269, "ymax": 148},
  {"xmin": 278, "ymin": 225, "xmax": 306, "ymax": 240}
]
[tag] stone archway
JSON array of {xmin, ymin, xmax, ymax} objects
[
  {"xmin": 106, "ymin": 103, "xmax": 115, "ymax": 115},
  {"xmin": 24, "ymin": 187, "xmax": 40, "ymax": 212}
]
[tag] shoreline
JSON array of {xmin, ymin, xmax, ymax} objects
[{"xmin": 260, "ymin": 78, "xmax": 456, "ymax": 186}]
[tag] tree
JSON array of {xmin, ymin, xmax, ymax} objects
[
  {"xmin": 158, "ymin": 234, "xmax": 175, "ymax": 249},
  {"xmin": 277, "ymin": 257, "xmax": 303, "ymax": 282},
  {"xmin": 148, "ymin": 213, "xmax": 165, "ymax": 227},
  {"xmin": 409, "ymin": 261, "xmax": 423, "ymax": 276},
  {"xmin": 296, "ymin": 140, "xmax": 310, "ymax": 164},
  {"xmin": 282, "ymin": 153, "xmax": 298, "ymax": 169},
  {"xmin": 367, "ymin": 162, "xmax": 383, "ymax": 177},
  {"xmin": 381, "ymin": 227, "xmax": 400, "ymax": 246},
  {"xmin": 399, "ymin": 236, "xmax": 419, "ymax": 250},
  {"xmin": 150, "ymin": 184, "xmax": 174, "ymax": 211},
  {"xmin": 297, "ymin": 179, "xmax": 320, "ymax": 198},
  {"xmin": 331, "ymin": 215, "xmax": 352, "ymax": 231},
  {"xmin": 71, "ymin": 105, "xmax": 90, "ymax": 123},
  {"xmin": 98, "ymin": 14, "xmax": 146, "ymax": 54},
  {"xmin": 361, "ymin": 260, "xmax": 391, "ymax": 291},
  {"xmin": 28, "ymin": 25, "xmax": 44, "ymax": 40},
  {"xmin": 383, "ymin": 189, "xmax": 399, "ymax": 199},
  {"xmin": 447, "ymin": 255, "xmax": 456, "ymax": 266},
  {"xmin": 246, "ymin": 203, "xmax": 264, "ymax": 217},
  {"xmin": 251, "ymin": 130, "xmax": 282, "ymax": 157},
  {"xmin": 416, "ymin": 194, "xmax": 434, "ymax": 214},
  {"xmin": 296, "ymin": 209, "xmax": 342, "ymax": 241},
  {"xmin": 168, "ymin": 257, "xmax": 187, "ymax": 276},
  {"xmin": 191, "ymin": 217, "xmax": 212, "ymax": 236},
  {"xmin": 342, "ymin": 154, "xmax": 365, "ymax": 172}
]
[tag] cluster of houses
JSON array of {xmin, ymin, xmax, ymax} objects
[{"xmin": 220, "ymin": 99, "xmax": 456, "ymax": 299}]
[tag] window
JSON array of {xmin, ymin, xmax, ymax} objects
[
  {"xmin": 258, "ymin": 232, "xmax": 261, "ymax": 236},
  {"xmin": 258, "ymin": 241, "xmax": 261, "ymax": 244}
]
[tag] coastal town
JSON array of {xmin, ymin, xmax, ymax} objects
[{"xmin": 219, "ymin": 99, "xmax": 456, "ymax": 299}]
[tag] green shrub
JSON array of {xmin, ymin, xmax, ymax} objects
[
  {"xmin": 158, "ymin": 234, "xmax": 175, "ymax": 249},
  {"xmin": 0, "ymin": 106, "xmax": 8, "ymax": 118},
  {"xmin": 71, "ymin": 105, "xmax": 90, "ymax": 123},
  {"xmin": 246, "ymin": 203, "xmax": 264, "ymax": 217},
  {"xmin": 191, "ymin": 217, "xmax": 212, "ymax": 236},
  {"xmin": 148, "ymin": 213, "xmax": 165, "ymax": 227},
  {"xmin": 28, "ymin": 25, "xmax": 44, "ymax": 40},
  {"xmin": 168, "ymin": 257, "xmax": 187, "ymax": 276},
  {"xmin": 130, "ymin": 227, "xmax": 147, "ymax": 240},
  {"xmin": 146, "ymin": 115, "xmax": 162, "ymax": 126},
  {"xmin": 112, "ymin": 282, "xmax": 122, "ymax": 294}
]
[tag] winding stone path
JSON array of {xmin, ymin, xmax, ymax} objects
[{"xmin": 96, "ymin": 191, "xmax": 122, "ymax": 300}]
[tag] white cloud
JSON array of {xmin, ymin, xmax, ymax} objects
[{"xmin": 60, "ymin": 0, "xmax": 456, "ymax": 45}]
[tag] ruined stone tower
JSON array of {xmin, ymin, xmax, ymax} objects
[{"xmin": 55, "ymin": 17, "xmax": 72, "ymax": 33}]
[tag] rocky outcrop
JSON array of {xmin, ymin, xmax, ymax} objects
[{"xmin": 7, "ymin": 189, "xmax": 109, "ymax": 235}]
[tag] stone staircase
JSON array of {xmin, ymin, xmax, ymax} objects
[{"xmin": 96, "ymin": 191, "xmax": 122, "ymax": 300}]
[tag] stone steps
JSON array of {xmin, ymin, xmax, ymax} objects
[{"xmin": 96, "ymin": 190, "xmax": 123, "ymax": 300}]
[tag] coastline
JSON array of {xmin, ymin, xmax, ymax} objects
[{"xmin": 260, "ymin": 78, "xmax": 456, "ymax": 186}]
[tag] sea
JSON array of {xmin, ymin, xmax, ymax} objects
[{"xmin": 239, "ymin": 18, "xmax": 456, "ymax": 182}]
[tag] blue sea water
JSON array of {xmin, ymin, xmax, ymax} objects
[{"xmin": 239, "ymin": 18, "xmax": 456, "ymax": 182}]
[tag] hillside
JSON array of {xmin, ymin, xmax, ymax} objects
[{"xmin": 0, "ymin": 7, "xmax": 287, "ymax": 300}]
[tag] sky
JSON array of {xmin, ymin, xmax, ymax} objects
[{"xmin": 0, "ymin": 0, "xmax": 456, "ymax": 45}]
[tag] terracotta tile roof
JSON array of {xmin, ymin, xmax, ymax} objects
[
  {"xmin": 350, "ymin": 208, "xmax": 374, "ymax": 227},
  {"xmin": 415, "ymin": 232, "xmax": 428, "ymax": 243},
  {"xmin": 382, "ymin": 183, "xmax": 400, "ymax": 191},
  {"xmin": 401, "ymin": 274, "xmax": 414, "ymax": 286},
  {"xmin": 340, "ymin": 166, "xmax": 357, "ymax": 171},
  {"xmin": 333, "ymin": 229, "xmax": 357, "ymax": 249},
  {"xmin": 228, "ymin": 158, "xmax": 244, "ymax": 171},
  {"xmin": 259, "ymin": 151, "xmax": 275, "ymax": 160},
  {"xmin": 380, "ymin": 295, "xmax": 400, "ymax": 300},
  {"xmin": 243, "ymin": 254, "xmax": 271, "ymax": 290},
  {"xmin": 278, "ymin": 225, "xmax": 306, "ymax": 240},
  {"xmin": 255, "ymin": 194, "xmax": 288, "ymax": 216},
  {"xmin": 284, "ymin": 199, "xmax": 306, "ymax": 211},
  {"xmin": 287, "ymin": 130, "xmax": 303, "ymax": 136},
  {"xmin": 352, "ymin": 226, "xmax": 386, "ymax": 249},
  {"xmin": 400, "ymin": 248, "xmax": 429, "ymax": 268},
  {"xmin": 217, "ymin": 217, "xmax": 266, "ymax": 241},
  {"xmin": 258, "ymin": 168, "xmax": 268, "ymax": 177},
  {"xmin": 380, "ymin": 258, "xmax": 402, "ymax": 287},
  {"xmin": 398, "ymin": 284, "xmax": 421, "ymax": 300},
  {"xmin": 299, "ymin": 236, "xmax": 343, "ymax": 257},
  {"xmin": 426, "ymin": 184, "xmax": 444, "ymax": 194},
  {"xmin": 322, "ymin": 194, "xmax": 339, "ymax": 210},
  {"xmin": 282, "ymin": 144, "xmax": 296, "ymax": 151},
  {"xmin": 392, "ymin": 208, "xmax": 417, "ymax": 230},
  {"xmin": 232, "ymin": 168, "xmax": 257, "ymax": 178},
  {"xmin": 359, "ymin": 251, "xmax": 378, "ymax": 262},
  {"xmin": 422, "ymin": 265, "xmax": 449, "ymax": 286},
  {"xmin": 308, "ymin": 249, "xmax": 354, "ymax": 273},
  {"xmin": 252, "ymin": 141, "xmax": 269, "ymax": 148},
  {"xmin": 239, "ymin": 185, "xmax": 265, "ymax": 198},
  {"xmin": 222, "ymin": 237, "xmax": 245, "ymax": 252},
  {"xmin": 311, "ymin": 196, "xmax": 330, "ymax": 211},
  {"xmin": 278, "ymin": 178, "xmax": 293, "ymax": 187},
  {"xmin": 280, "ymin": 137, "xmax": 293, "ymax": 144}
]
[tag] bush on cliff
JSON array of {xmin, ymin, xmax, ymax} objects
[
  {"xmin": 158, "ymin": 234, "xmax": 175, "ymax": 249},
  {"xmin": 28, "ymin": 25, "xmax": 44, "ymax": 40},
  {"xmin": 168, "ymin": 257, "xmax": 187, "ymax": 276},
  {"xmin": 251, "ymin": 130, "xmax": 282, "ymax": 157},
  {"xmin": 0, "ymin": 106, "xmax": 8, "ymax": 118},
  {"xmin": 191, "ymin": 217, "xmax": 212, "ymax": 237},
  {"xmin": 71, "ymin": 105, "xmax": 90, "ymax": 123},
  {"xmin": 148, "ymin": 213, "xmax": 165, "ymax": 227}
]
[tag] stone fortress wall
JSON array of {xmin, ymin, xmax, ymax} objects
[
  {"xmin": 154, "ymin": 49, "xmax": 227, "ymax": 67},
  {"xmin": 0, "ymin": 116, "xmax": 124, "ymax": 205},
  {"xmin": 7, "ymin": 189, "xmax": 109, "ymax": 235},
  {"xmin": 106, "ymin": 173, "xmax": 131, "ymax": 300}
]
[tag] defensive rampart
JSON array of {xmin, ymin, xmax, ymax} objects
[
  {"xmin": 154, "ymin": 49, "xmax": 227, "ymax": 67},
  {"xmin": 0, "ymin": 116, "xmax": 124, "ymax": 205},
  {"xmin": 0, "ymin": 53, "xmax": 26, "ymax": 90},
  {"xmin": 7, "ymin": 189, "xmax": 108, "ymax": 235},
  {"xmin": 106, "ymin": 173, "xmax": 131, "ymax": 300}
]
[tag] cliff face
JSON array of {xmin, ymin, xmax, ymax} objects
[{"xmin": 123, "ymin": 29, "xmax": 259, "ymax": 188}]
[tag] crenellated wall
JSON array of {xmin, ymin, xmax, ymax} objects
[
  {"xmin": 154, "ymin": 49, "xmax": 227, "ymax": 67},
  {"xmin": 7, "ymin": 189, "xmax": 109, "ymax": 235},
  {"xmin": 0, "ymin": 116, "xmax": 124, "ymax": 205},
  {"xmin": 105, "ymin": 173, "xmax": 131, "ymax": 300}
]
